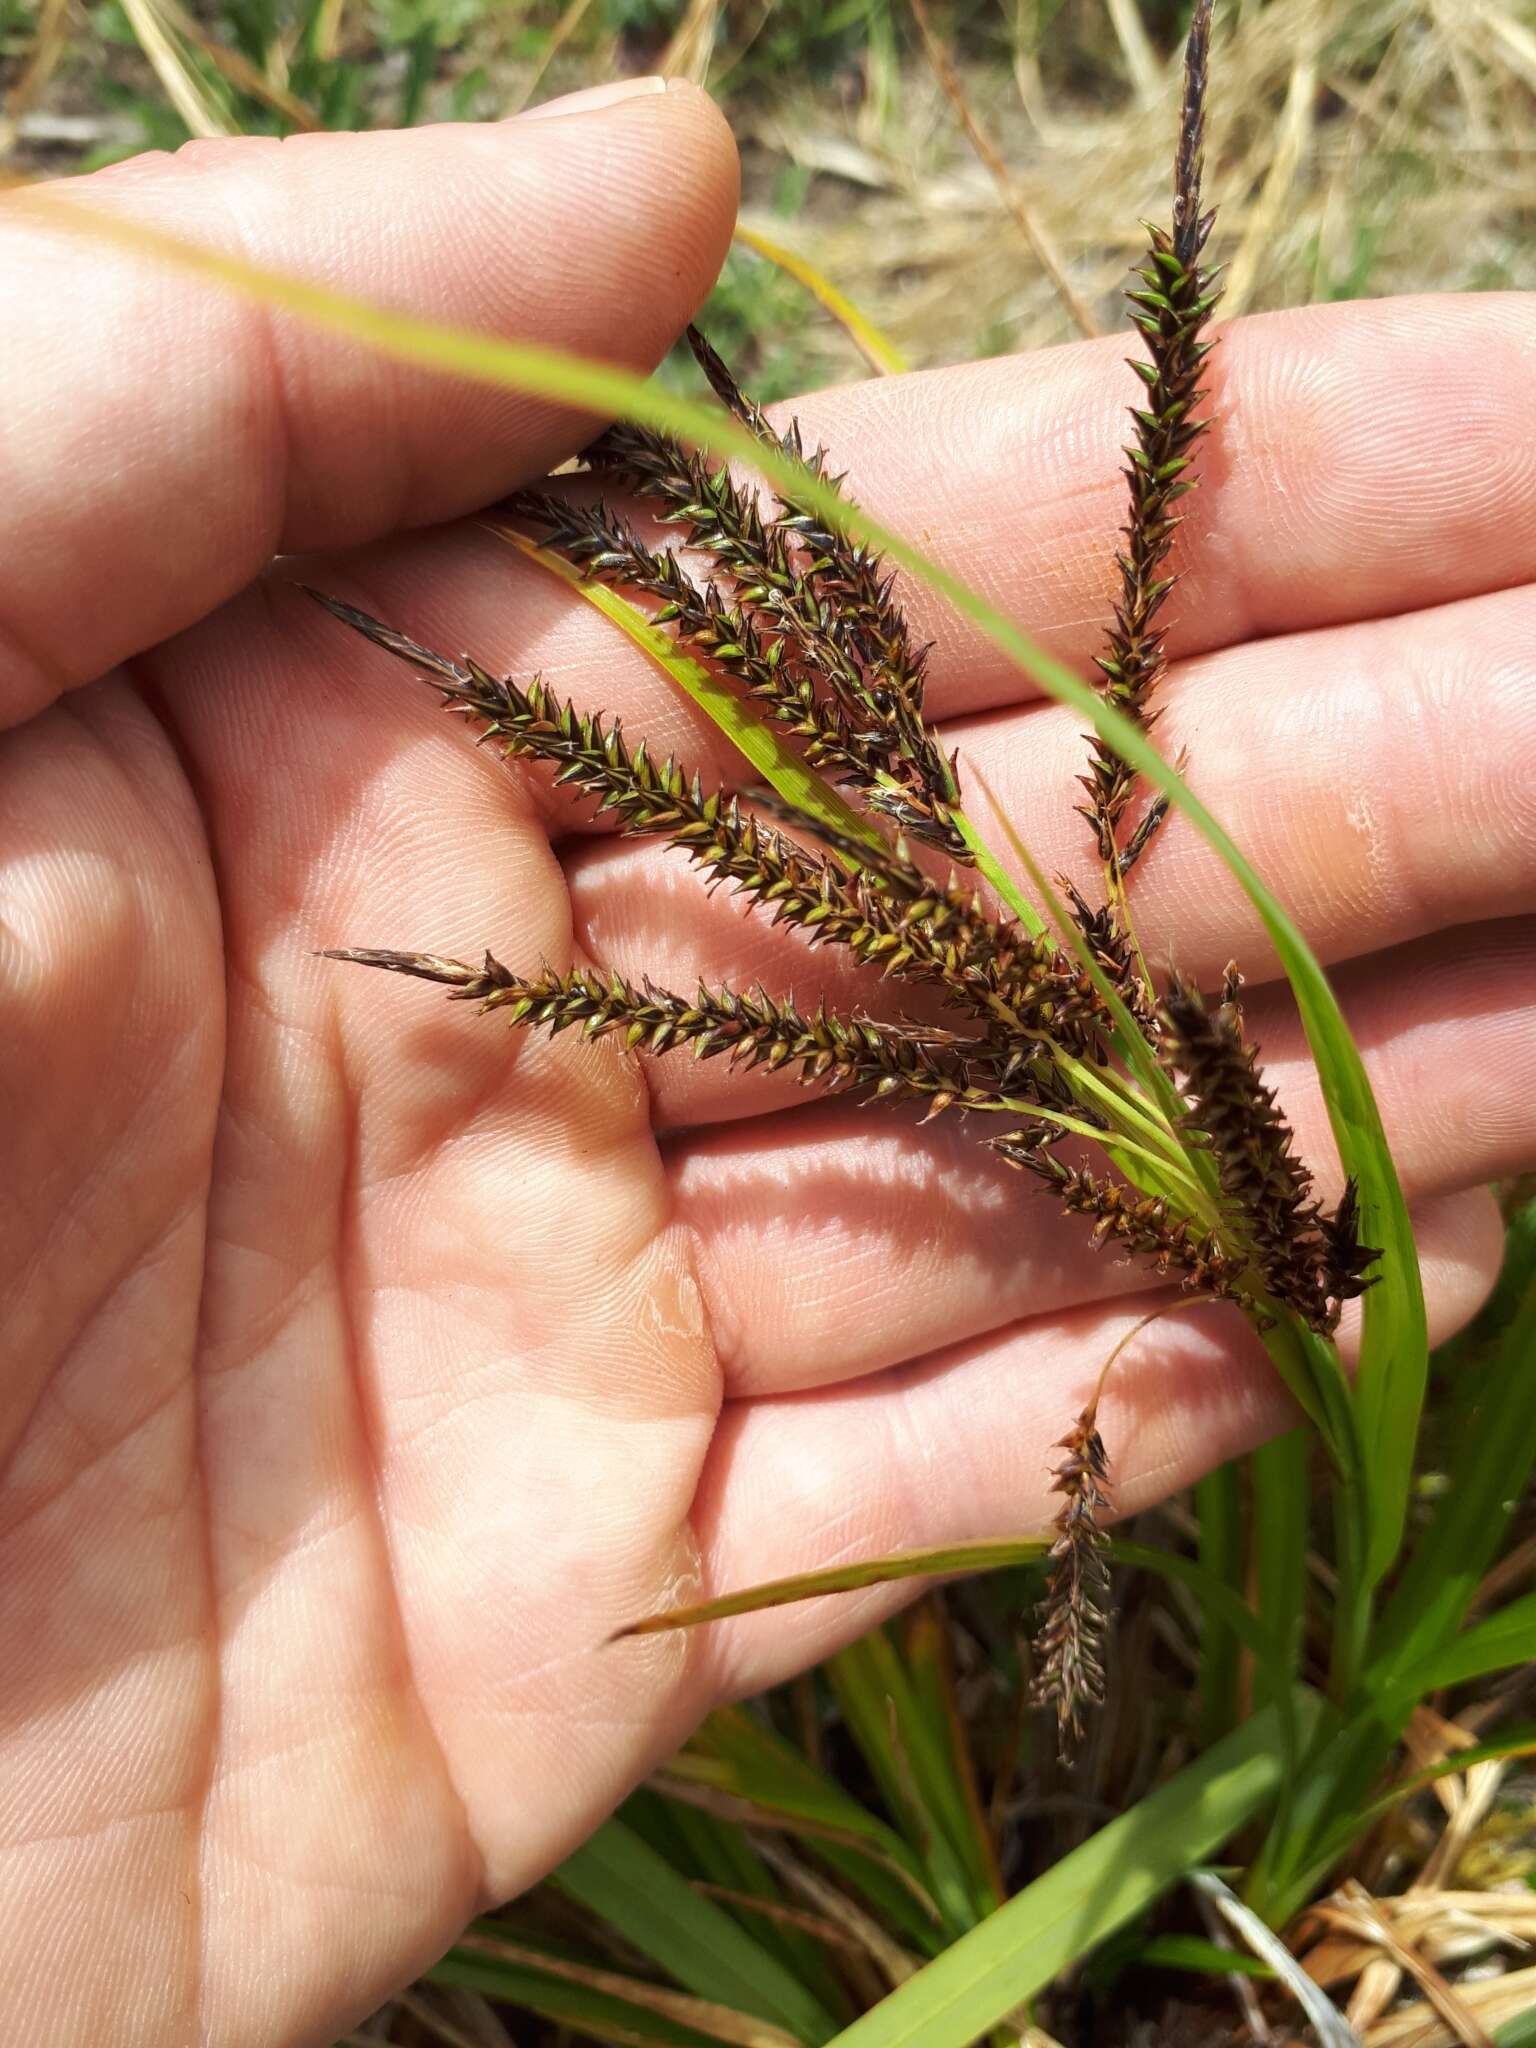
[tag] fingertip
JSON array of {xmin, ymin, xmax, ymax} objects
[{"xmin": 519, "ymin": 76, "xmax": 740, "ymax": 312}]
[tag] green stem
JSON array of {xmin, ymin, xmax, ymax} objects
[{"xmin": 951, "ymin": 807, "xmax": 1045, "ymax": 936}]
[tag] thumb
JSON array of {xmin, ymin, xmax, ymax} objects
[{"xmin": 0, "ymin": 82, "xmax": 738, "ymax": 727}]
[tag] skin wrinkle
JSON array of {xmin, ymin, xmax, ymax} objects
[
  {"xmin": 0, "ymin": 603, "xmax": 69, "ymax": 725},
  {"xmin": 87, "ymin": 691, "xmax": 223, "ymax": 2048},
  {"xmin": 1, "ymin": 1340, "xmax": 194, "ymax": 1547},
  {"xmin": 0, "ymin": 1796, "xmax": 202, "ymax": 1860},
  {"xmin": 1354, "ymin": 630, "xmax": 1447, "ymax": 940},
  {"xmin": 0, "ymin": 1627, "xmax": 210, "ymax": 1774},
  {"xmin": 199, "ymin": 174, "xmax": 296, "ymax": 588},
  {"xmin": 0, "ymin": 1183, "xmax": 198, "ymax": 1493},
  {"xmin": 316, "ymin": 999, "xmax": 483, "ymax": 1895},
  {"xmin": 197, "ymin": 1482, "xmax": 372, "ymax": 1611}
]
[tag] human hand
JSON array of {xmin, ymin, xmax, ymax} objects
[{"xmin": 3, "ymin": 86, "xmax": 1532, "ymax": 2046}]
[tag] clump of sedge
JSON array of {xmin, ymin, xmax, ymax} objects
[{"xmin": 311, "ymin": 0, "xmax": 1374, "ymax": 1750}]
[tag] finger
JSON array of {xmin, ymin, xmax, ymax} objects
[
  {"xmin": 555, "ymin": 579, "xmax": 1536, "ymax": 1125},
  {"xmin": 0, "ymin": 83, "xmax": 737, "ymax": 727},
  {"xmin": 285, "ymin": 290, "xmax": 1536, "ymax": 834},
  {"xmin": 387, "ymin": 293, "xmax": 1535, "ymax": 732},
  {"xmin": 683, "ymin": 1184, "xmax": 1502, "ymax": 1701},
  {"xmin": 756, "ymin": 291, "xmax": 1536, "ymax": 719},
  {"xmin": 667, "ymin": 919, "xmax": 1535, "ymax": 1395}
]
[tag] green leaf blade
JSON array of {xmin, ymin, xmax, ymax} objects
[
  {"xmin": 492, "ymin": 526, "xmax": 890, "ymax": 859},
  {"xmin": 817, "ymin": 1698, "xmax": 1321, "ymax": 2048},
  {"xmin": 553, "ymin": 1820, "xmax": 840, "ymax": 2046}
]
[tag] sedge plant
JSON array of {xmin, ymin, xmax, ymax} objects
[
  {"xmin": 312, "ymin": 0, "xmax": 1376, "ymax": 1749},
  {"xmin": 55, "ymin": 2, "xmax": 1535, "ymax": 2033}
]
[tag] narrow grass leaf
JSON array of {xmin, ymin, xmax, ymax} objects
[
  {"xmin": 902, "ymin": 1603, "xmax": 1005, "ymax": 1916},
  {"xmin": 1370, "ymin": 1226, "xmax": 1536, "ymax": 1681},
  {"xmin": 1109, "ymin": 1538, "xmax": 1282, "ymax": 1686},
  {"xmin": 825, "ymin": 1626, "xmax": 986, "ymax": 1935},
  {"xmin": 117, "ymin": 0, "xmax": 232, "ymax": 138},
  {"xmin": 1497, "ymin": 2001, "xmax": 1536, "ymax": 2047},
  {"xmin": 1301, "ymin": 1723, "xmax": 1536, "ymax": 1882},
  {"xmin": 429, "ymin": 1949, "xmax": 742, "ymax": 2048},
  {"xmin": 447, "ymin": 1929, "xmax": 809, "ymax": 2048},
  {"xmin": 949, "ymin": 803, "xmax": 1045, "ymax": 939},
  {"xmin": 1133, "ymin": 1934, "xmax": 1273, "ymax": 1980},
  {"xmin": 1251, "ymin": 1708, "xmax": 1401, "ymax": 1926},
  {"xmin": 817, "ymin": 1698, "xmax": 1320, "ymax": 2048},
  {"xmin": 1247, "ymin": 1429, "xmax": 1312, "ymax": 1861},
  {"xmin": 1195, "ymin": 1465, "xmax": 1243, "ymax": 1744},
  {"xmin": 1250, "ymin": 1430, "xmax": 1311, "ymax": 1712},
  {"xmin": 732, "ymin": 224, "xmax": 910, "ymax": 376},
  {"xmin": 1388, "ymin": 1589, "xmax": 1536, "ymax": 1700},
  {"xmin": 685, "ymin": 1709, "xmax": 921, "ymax": 1869},
  {"xmin": 552, "ymin": 1820, "xmax": 839, "ymax": 2045},
  {"xmin": 490, "ymin": 525, "xmax": 888, "ymax": 856},
  {"xmin": 678, "ymin": 1709, "xmax": 943, "ymax": 1949},
  {"xmin": 615, "ymin": 1542, "xmax": 1047, "ymax": 1636},
  {"xmin": 960, "ymin": 769, "xmax": 1164, "ymax": 1108},
  {"xmin": 651, "ymin": 1790, "xmax": 840, "ymax": 1999}
]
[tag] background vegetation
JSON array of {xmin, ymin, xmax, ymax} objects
[
  {"xmin": 6, "ymin": 0, "xmax": 1535, "ymax": 391},
  {"xmin": 6, "ymin": 2, "xmax": 1534, "ymax": 2043}
]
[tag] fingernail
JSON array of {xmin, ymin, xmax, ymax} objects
[{"xmin": 520, "ymin": 76, "xmax": 668, "ymax": 121}]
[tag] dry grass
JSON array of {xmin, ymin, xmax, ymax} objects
[
  {"xmin": 8, "ymin": 3, "xmax": 1530, "ymax": 377},
  {"xmin": 726, "ymin": 0, "xmax": 1535, "ymax": 380}
]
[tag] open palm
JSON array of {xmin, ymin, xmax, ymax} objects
[{"xmin": 3, "ymin": 90, "xmax": 1532, "ymax": 2048}]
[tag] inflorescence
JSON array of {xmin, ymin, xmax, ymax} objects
[{"xmin": 310, "ymin": 0, "xmax": 1374, "ymax": 1749}]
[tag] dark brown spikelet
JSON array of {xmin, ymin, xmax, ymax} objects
[
  {"xmin": 744, "ymin": 783, "xmax": 1024, "ymax": 972},
  {"xmin": 596, "ymin": 325, "xmax": 965, "ymax": 860},
  {"xmin": 505, "ymin": 489, "xmax": 885, "ymax": 803},
  {"xmin": 1029, "ymin": 1410, "xmax": 1114, "ymax": 1747},
  {"xmin": 319, "ymin": 947, "xmax": 1034, "ymax": 1118},
  {"xmin": 1320, "ymin": 1177, "xmax": 1382, "ymax": 1312},
  {"xmin": 996, "ymin": 1137, "xmax": 1257, "ymax": 1314},
  {"xmin": 1159, "ymin": 973, "xmax": 1378, "ymax": 1330},
  {"xmin": 302, "ymin": 592, "xmax": 1111, "ymax": 1065},
  {"xmin": 1078, "ymin": 0, "xmax": 1219, "ymax": 875},
  {"xmin": 1059, "ymin": 875, "xmax": 1156, "ymax": 1030}
]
